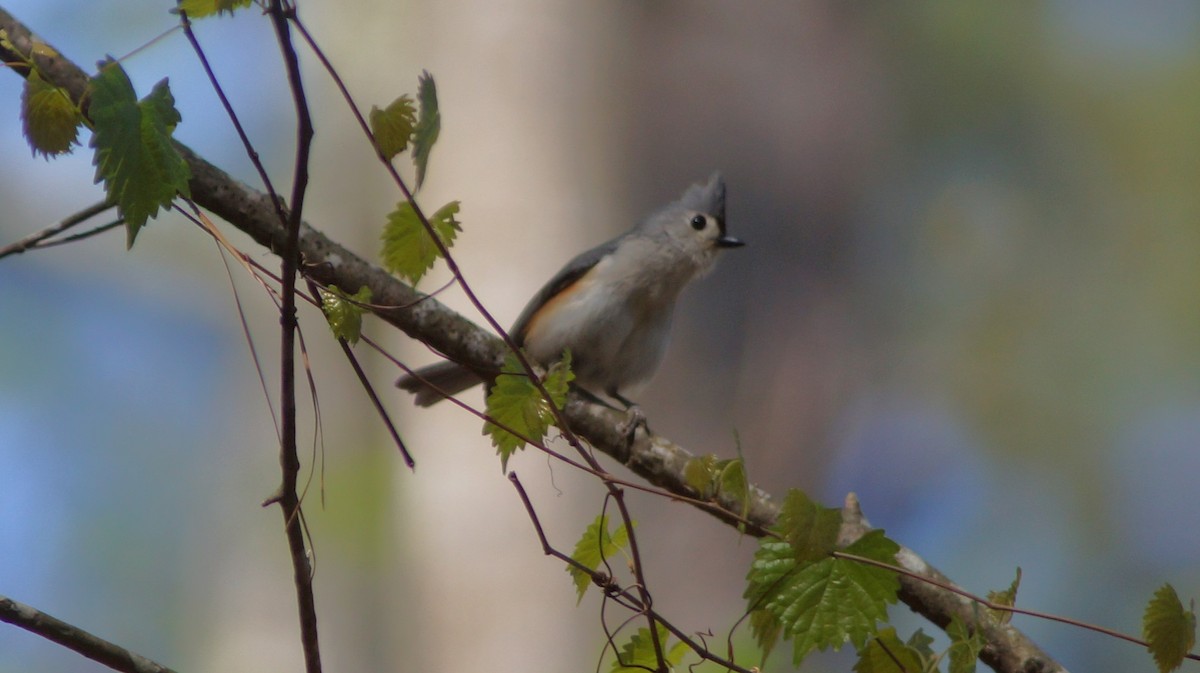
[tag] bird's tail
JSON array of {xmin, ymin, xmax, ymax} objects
[{"xmin": 396, "ymin": 361, "xmax": 485, "ymax": 407}]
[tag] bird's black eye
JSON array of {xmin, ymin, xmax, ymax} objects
[{"xmin": 690, "ymin": 215, "xmax": 707, "ymax": 231}]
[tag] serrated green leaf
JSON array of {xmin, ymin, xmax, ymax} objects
[
  {"xmin": 379, "ymin": 200, "xmax": 460, "ymax": 284},
  {"xmin": 318, "ymin": 285, "xmax": 371, "ymax": 345},
  {"xmin": 745, "ymin": 508, "xmax": 900, "ymax": 668},
  {"xmin": 22, "ymin": 70, "xmax": 81, "ymax": 158},
  {"xmin": 744, "ymin": 538, "xmax": 794, "ymax": 662},
  {"xmin": 89, "ymin": 61, "xmax": 190, "ymax": 248},
  {"xmin": 1144, "ymin": 583, "xmax": 1197, "ymax": 673},
  {"xmin": 987, "ymin": 567, "xmax": 1021, "ymax": 625},
  {"xmin": 947, "ymin": 615, "xmax": 985, "ymax": 673},
  {"xmin": 611, "ymin": 625, "xmax": 688, "ymax": 672},
  {"xmin": 369, "ymin": 94, "xmax": 416, "ymax": 160},
  {"xmin": 411, "ymin": 70, "xmax": 440, "ymax": 189},
  {"xmin": 483, "ymin": 350, "xmax": 573, "ymax": 470},
  {"xmin": 567, "ymin": 514, "xmax": 633, "ymax": 603},
  {"xmin": 839, "ymin": 532, "xmax": 903, "ymax": 634},
  {"xmin": 777, "ymin": 557, "xmax": 866, "ymax": 661},
  {"xmin": 175, "ymin": 0, "xmax": 253, "ymax": 18},
  {"xmin": 854, "ymin": 627, "xmax": 928, "ymax": 673},
  {"xmin": 749, "ymin": 607, "xmax": 783, "ymax": 664},
  {"xmin": 775, "ymin": 489, "xmax": 841, "ymax": 562}
]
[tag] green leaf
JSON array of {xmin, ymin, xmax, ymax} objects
[
  {"xmin": 22, "ymin": 70, "xmax": 82, "ymax": 158},
  {"xmin": 718, "ymin": 457, "xmax": 749, "ymax": 514},
  {"xmin": 1143, "ymin": 584, "xmax": 1197, "ymax": 673},
  {"xmin": 906, "ymin": 629, "xmax": 936, "ymax": 659},
  {"xmin": 411, "ymin": 70, "xmax": 440, "ymax": 189},
  {"xmin": 843, "ymin": 531, "xmax": 902, "ymax": 602},
  {"xmin": 775, "ymin": 489, "xmax": 841, "ymax": 563},
  {"xmin": 744, "ymin": 496, "xmax": 900, "ymax": 668},
  {"xmin": 986, "ymin": 567, "xmax": 1021, "ymax": 625},
  {"xmin": 369, "ymin": 94, "xmax": 416, "ymax": 160},
  {"xmin": 567, "ymin": 514, "xmax": 633, "ymax": 603},
  {"xmin": 482, "ymin": 350, "xmax": 573, "ymax": 470},
  {"xmin": 318, "ymin": 285, "xmax": 371, "ymax": 345},
  {"xmin": 379, "ymin": 200, "xmax": 460, "ymax": 284},
  {"xmin": 175, "ymin": 0, "xmax": 253, "ymax": 18},
  {"xmin": 947, "ymin": 615, "xmax": 985, "ymax": 673},
  {"xmin": 89, "ymin": 60, "xmax": 190, "ymax": 248},
  {"xmin": 611, "ymin": 625, "xmax": 689, "ymax": 672},
  {"xmin": 853, "ymin": 627, "xmax": 929, "ymax": 673},
  {"xmin": 749, "ymin": 605, "xmax": 783, "ymax": 664}
]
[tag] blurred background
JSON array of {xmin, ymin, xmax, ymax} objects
[{"xmin": 2, "ymin": 1, "xmax": 1198, "ymax": 671}]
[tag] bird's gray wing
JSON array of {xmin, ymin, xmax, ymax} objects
[{"xmin": 509, "ymin": 235, "xmax": 623, "ymax": 345}]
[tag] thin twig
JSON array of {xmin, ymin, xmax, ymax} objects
[
  {"xmin": 177, "ymin": 201, "xmax": 286, "ymax": 442},
  {"xmin": 293, "ymin": 311, "xmax": 326, "ymax": 514},
  {"xmin": 304, "ymin": 278, "xmax": 416, "ymax": 468},
  {"xmin": 178, "ymin": 7, "xmax": 287, "ymax": 223},
  {"xmin": 265, "ymin": 2, "xmax": 321, "ymax": 672},
  {"xmin": 35, "ymin": 218, "xmax": 125, "ymax": 248},
  {"xmin": 0, "ymin": 200, "xmax": 113, "ymax": 260},
  {"xmin": 609, "ymin": 488, "xmax": 667, "ymax": 669}
]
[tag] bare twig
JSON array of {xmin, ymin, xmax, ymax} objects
[
  {"xmin": 0, "ymin": 594, "xmax": 178, "ymax": 673},
  {"xmin": 263, "ymin": 2, "xmax": 321, "ymax": 672},
  {"xmin": 0, "ymin": 200, "xmax": 113, "ymax": 259}
]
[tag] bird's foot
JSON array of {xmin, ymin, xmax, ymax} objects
[{"xmin": 618, "ymin": 404, "xmax": 650, "ymax": 446}]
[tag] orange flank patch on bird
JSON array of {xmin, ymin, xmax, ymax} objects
[
  {"xmin": 520, "ymin": 254, "xmax": 613, "ymax": 344},
  {"xmin": 521, "ymin": 274, "xmax": 591, "ymax": 343}
]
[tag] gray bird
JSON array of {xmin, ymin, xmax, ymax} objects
[{"xmin": 397, "ymin": 172, "xmax": 743, "ymax": 407}]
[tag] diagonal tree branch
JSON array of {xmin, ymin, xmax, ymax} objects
[
  {"xmin": 0, "ymin": 7, "xmax": 1065, "ymax": 673},
  {"xmin": 0, "ymin": 594, "xmax": 178, "ymax": 673}
]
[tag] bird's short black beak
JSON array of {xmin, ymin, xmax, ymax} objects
[{"xmin": 716, "ymin": 236, "xmax": 745, "ymax": 248}]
